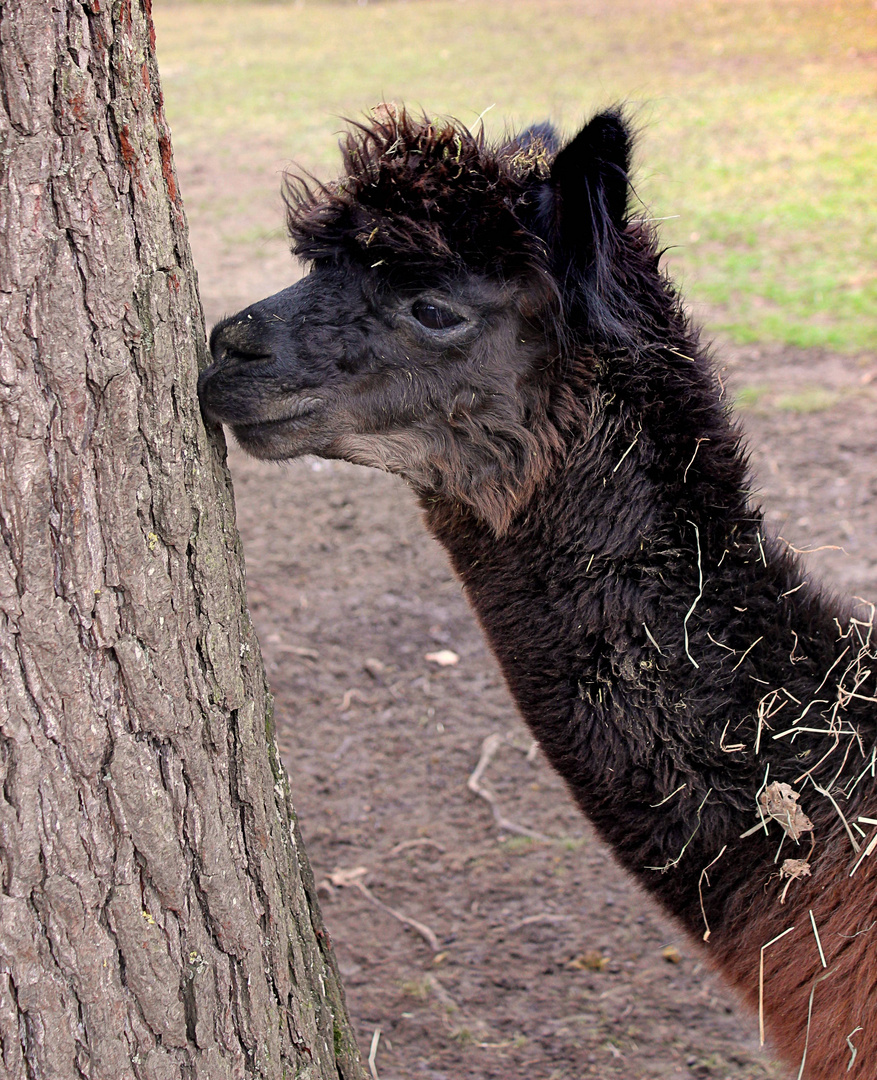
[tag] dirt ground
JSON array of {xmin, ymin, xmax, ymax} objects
[{"xmin": 187, "ymin": 174, "xmax": 877, "ymax": 1079}]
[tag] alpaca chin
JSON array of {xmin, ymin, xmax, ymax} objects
[
  {"xmin": 230, "ymin": 409, "xmax": 330, "ymax": 461},
  {"xmin": 331, "ymin": 431, "xmax": 430, "ymax": 480},
  {"xmin": 332, "ymin": 429, "xmax": 540, "ymax": 536}
]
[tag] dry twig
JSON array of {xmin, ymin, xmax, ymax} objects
[
  {"xmin": 468, "ymin": 733, "xmax": 552, "ymax": 841},
  {"xmin": 367, "ymin": 1028, "xmax": 381, "ymax": 1080},
  {"xmin": 388, "ymin": 838, "xmax": 446, "ymax": 858},
  {"xmin": 325, "ymin": 866, "xmax": 441, "ymax": 952},
  {"xmin": 354, "ymin": 879, "xmax": 441, "ymax": 952}
]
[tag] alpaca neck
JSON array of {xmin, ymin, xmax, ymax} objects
[{"xmin": 423, "ymin": 404, "xmax": 873, "ymax": 941}]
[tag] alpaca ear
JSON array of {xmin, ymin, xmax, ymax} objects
[{"xmin": 547, "ymin": 109, "xmax": 632, "ymax": 257}]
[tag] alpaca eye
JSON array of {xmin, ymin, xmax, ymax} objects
[{"xmin": 411, "ymin": 299, "xmax": 465, "ymax": 331}]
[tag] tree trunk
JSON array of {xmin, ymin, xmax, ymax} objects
[{"xmin": 0, "ymin": 3, "xmax": 363, "ymax": 1078}]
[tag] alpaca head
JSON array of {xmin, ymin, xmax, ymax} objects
[{"xmin": 199, "ymin": 107, "xmax": 650, "ymax": 532}]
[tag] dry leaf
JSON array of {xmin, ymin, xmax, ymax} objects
[
  {"xmin": 425, "ymin": 650, "xmax": 459, "ymax": 667},
  {"xmin": 567, "ymin": 950, "xmax": 608, "ymax": 971},
  {"xmin": 759, "ymin": 781, "xmax": 814, "ymax": 842},
  {"xmin": 371, "ymin": 101, "xmax": 400, "ymax": 125},
  {"xmin": 779, "ymin": 857, "xmax": 812, "ymax": 904},
  {"xmin": 661, "ymin": 945, "xmax": 682, "ymax": 964},
  {"xmin": 780, "ymin": 858, "xmax": 811, "ymax": 881},
  {"xmin": 327, "ymin": 866, "xmax": 369, "ymax": 888}
]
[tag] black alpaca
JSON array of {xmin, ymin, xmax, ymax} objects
[{"xmin": 198, "ymin": 107, "xmax": 877, "ymax": 1078}]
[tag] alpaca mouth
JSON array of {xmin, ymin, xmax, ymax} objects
[
  {"xmin": 231, "ymin": 394, "xmax": 323, "ymax": 433},
  {"xmin": 234, "ymin": 407, "xmax": 321, "ymax": 439},
  {"xmin": 230, "ymin": 400, "xmax": 328, "ymax": 459}
]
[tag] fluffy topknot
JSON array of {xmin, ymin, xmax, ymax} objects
[{"xmin": 284, "ymin": 106, "xmax": 555, "ymax": 279}]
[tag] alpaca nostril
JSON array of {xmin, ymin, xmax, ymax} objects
[
  {"xmin": 209, "ymin": 320, "xmax": 273, "ymax": 366},
  {"xmin": 219, "ymin": 342, "xmax": 273, "ymax": 365}
]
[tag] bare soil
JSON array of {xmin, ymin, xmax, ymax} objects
[{"xmin": 186, "ymin": 165, "xmax": 877, "ymax": 1080}]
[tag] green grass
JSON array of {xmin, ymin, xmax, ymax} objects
[
  {"xmin": 734, "ymin": 385, "xmax": 771, "ymax": 410},
  {"xmin": 774, "ymin": 388, "xmax": 842, "ymax": 412},
  {"xmin": 154, "ymin": 0, "xmax": 877, "ymax": 351},
  {"xmin": 735, "ymin": 384, "xmax": 843, "ymax": 413}
]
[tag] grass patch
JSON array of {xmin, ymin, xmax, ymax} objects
[
  {"xmin": 774, "ymin": 388, "xmax": 841, "ymax": 413},
  {"xmin": 735, "ymin": 384, "xmax": 844, "ymax": 413},
  {"xmin": 451, "ymin": 1026, "xmax": 476, "ymax": 1046},
  {"xmin": 154, "ymin": 0, "xmax": 877, "ymax": 351},
  {"xmin": 735, "ymin": 385, "xmax": 771, "ymax": 410},
  {"xmin": 499, "ymin": 835, "xmax": 538, "ymax": 854},
  {"xmin": 557, "ymin": 835, "xmax": 588, "ymax": 851},
  {"xmin": 400, "ymin": 977, "xmax": 432, "ymax": 1001}
]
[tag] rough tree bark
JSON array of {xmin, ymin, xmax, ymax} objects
[{"xmin": 0, "ymin": 3, "xmax": 363, "ymax": 1078}]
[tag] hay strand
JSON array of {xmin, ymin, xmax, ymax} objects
[
  {"xmin": 760, "ymin": 925, "xmax": 796, "ymax": 1045},
  {"xmin": 683, "ymin": 520, "xmax": 704, "ymax": 669},
  {"xmin": 809, "ymin": 909, "xmax": 827, "ymax": 968}
]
